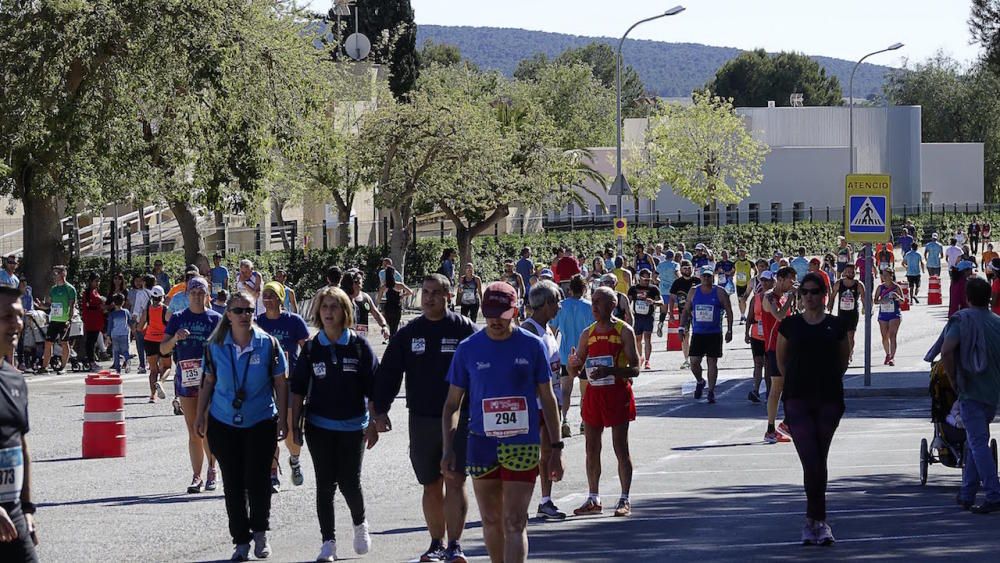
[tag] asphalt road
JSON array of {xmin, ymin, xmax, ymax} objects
[{"xmin": 24, "ymin": 278, "xmax": 1000, "ymax": 562}]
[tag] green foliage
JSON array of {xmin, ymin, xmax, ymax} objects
[
  {"xmin": 522, "ymin": 62, "xmax": 615, "ymax": 149},
  {"xmin": 971, "ymin": 0, "xmax": 1000, "ymax": 72},
  {"xmin": 419, "ymin": 39, "xmax": 475, "ymax": 70},
  {"xmin": 352, "ymin": 0, "xmax": 419, "ymax": 99},
  {"xmin": 707, "ymin": 49, "xmax": 843, "ymax": 107},
  {"xmin": 416, "ymin": 25, "xmax": 890, "ymax": 100}
]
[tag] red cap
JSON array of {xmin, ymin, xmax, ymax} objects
[{"xmin": 481, "ymin": 282, "xmax": 518, "ymax": 319}]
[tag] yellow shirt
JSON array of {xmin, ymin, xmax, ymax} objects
[{"xmin": 613, "ymin": 268, "xmax": 629, "ymax": 294}]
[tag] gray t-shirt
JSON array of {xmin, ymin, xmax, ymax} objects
[{"xmin": 946, "ymin": 308, "xmax": 1000, "ymax": 406}]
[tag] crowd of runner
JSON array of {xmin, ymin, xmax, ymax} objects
[{"xmin": 4, "ymin": 218, "xmax": 1000, "ymax": 561}]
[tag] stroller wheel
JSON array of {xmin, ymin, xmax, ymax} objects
[{"xmin": 920, "ymin": 438, "xmax": 929, "ymax": 486}]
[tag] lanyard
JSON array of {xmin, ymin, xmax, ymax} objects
[{"xmin": 228, "ymin": 344, "xmax": 252, "ymax": 400}]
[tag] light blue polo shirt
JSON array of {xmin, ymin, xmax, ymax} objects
[
  {"xmin": 551, "ymin": 297, "xmax": 594, "ymax": 365},
  {"xmin": 208, "ymin": 326, "xmax": 288, "ymax": 428}
]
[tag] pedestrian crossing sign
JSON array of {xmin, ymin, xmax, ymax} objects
[{"xmin": 845, "ymin": 174, "xmax": 891, "ymax": 243}]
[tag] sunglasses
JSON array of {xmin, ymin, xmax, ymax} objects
[
  {"xmin": 799, "ymin": 287, "xmax": 825, "ymax": 296},
  {"xmin": 228, "ymin": 307, "xmax": 255, "ymax": 315}
]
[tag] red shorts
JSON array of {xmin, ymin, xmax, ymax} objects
[{"xmin": 581, "ymin": 383, "xmax": 636, "ymax": 428}]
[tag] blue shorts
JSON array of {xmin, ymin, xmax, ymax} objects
[
  {"xmin": 878, "ymin": 313, "xmax": 901, "ymax": 323},
  {"xmin": 634, "ymin": 315, "xmax": 654, "ymax": 335}
]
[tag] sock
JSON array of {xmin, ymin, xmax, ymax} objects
[
  {"xmin": 588, "ymin": 493, "xmax": 601, "ymax": 504},
  {"xmin": 447, "ymin": 539, "xmax": 460, "ymax": 549},
  {"xmin": 767, "ymin": 423, "xmax": 776, "ymax": 434},
  {"xmin": 540, "ymin": 496, "xmax": 551, "ymax": 505}
]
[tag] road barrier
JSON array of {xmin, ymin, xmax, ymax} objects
[
  {"xmin": 83, "ymin": 371, "xmax": 126, "ymax": 458},
  {"xmin": 666, "ymin": 318, "xmax": 682, "ymax": 352},
  {"xmin": 927, "ymin": 275, "xmax": 942, "ymax": 305},
  {"xmin": 899, "ymin": 280, "xmax": 910, "ymax": 312}
]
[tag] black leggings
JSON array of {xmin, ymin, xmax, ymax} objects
[
  {"xmin": 384, "ymin": 306, "xmax": 402, "ymax": 336},
  {"xmin": 305, "ymin": 424, "xmax": 366, "ymax": 542},
  {"xmin": 460, "ymin": 303, "xmax": 479, "ymax": 323},
  {"xmin": 207, "ymin": 416, "xmax": 277, "ymax": 544},
  {"xmin": 784, "ymin": 399, "xmax": 844, "ymax": 521},
  {"xmin": 84, "ymin": 330, "xmax": 100, "ymax": 363}
]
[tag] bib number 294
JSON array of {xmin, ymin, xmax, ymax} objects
[{"xmin": 482, "ymin": 396, "xmax": 529, "ymax": 438}]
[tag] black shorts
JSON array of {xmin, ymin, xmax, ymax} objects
[
  {"xmin": 766, "ymin": 350, "xmax": 781, "ymax": 377},
  {"xmin": 45, "ymin": 321, "xmax": 68, "ymax": 342},
  {"xmin": 689, "ymin": 332, "xmax": 723, "ymax": 358},
  {"xmin": 736, "ymin": 285, "xmax": 750, "ymax": 299},
  {"xmin": 906, "ymin": 275, "xmax": 921, "ymax": 287},
  {"xmin": 838, "ymin": 311, "xmax": 859, "ymax": 332},
  {"xmin": 928, "ymin": 267, "xmax": 941, "ymax": 277},
  {"xmin": 409, "ymin": 412, "xmax": 468, "ymax": 485},
  {"xmin": 750, "ymin": 338, "xmax": 765, "ymax": 358},
  {"xmin": 144, "ymin": 339, "xmax": 163, "ymax": 358}
]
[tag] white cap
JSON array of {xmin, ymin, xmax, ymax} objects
[{"xmin": 150, "ymin": 285, "xmax": 165, "ymax": 298}]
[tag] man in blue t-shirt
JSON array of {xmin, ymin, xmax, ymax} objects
[
  {"xmin": 924, "ymin": 233, "xmax": 944, "ymax": 277},
  {"xmin": 903, "ymin": 243, "xmax": 925, "ymax": 304},
  {"xmin": 789, "ymin": 247, "xmax": 810, "ymax": 282},
  {"xmin": 550, "ymin": 275, "xmax": 593, "ymax": 434},
  {"xmin": 515, "ymin": 247, "xmax": 535, "ymax": 291},
  {"xmin": 656, "ymin": 251, "xmax": 679, "ymax": 336},
  {"xmin": 441, "ymin": 281, "xmax": 563, "ymax": 563},
  {"xmin": 897, "ymin": 230, "xmax": 914, "ymax": 258},
  {"xmin": 210, "ymin": 253, "xmax": 229, "ymax": 299}
]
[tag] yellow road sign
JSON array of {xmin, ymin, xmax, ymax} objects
[
  {"xmin": 614, "ymin": 218, "xmax": 627, "ymax": 238},
  {"xmin": 845, "ymin": 174, "xmax": 891, "ymax": 243}
]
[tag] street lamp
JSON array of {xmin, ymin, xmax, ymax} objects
[
  {"xmin": 848, "ymin": 42, "xmax": 903, "ymax": 387},
  {"xmin": 613, "ymin": 6, "xmax": 685, "ymax": 255}
]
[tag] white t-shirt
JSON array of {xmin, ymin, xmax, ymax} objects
[
  {"xmin": 945, "ymin": 245, "xmax": 964, "ymax": 268},
  {"xmin": 521, "ymin": 318, "xmax": 562, "ymax": 409}
]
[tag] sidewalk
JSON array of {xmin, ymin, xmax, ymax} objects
[{"xmin": 843, "ymin": 371, "xmax": 929, "ymax": 398}]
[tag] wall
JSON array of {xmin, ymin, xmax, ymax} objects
[{"xmin": 920, "ymin": 143, "xmax": 985, "ymax": 205}]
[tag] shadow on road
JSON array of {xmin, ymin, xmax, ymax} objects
[{"xmin": 40, "ymin": 492, "xmax": 220, "ymax": 509}]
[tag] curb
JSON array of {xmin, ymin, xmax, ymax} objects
[{"xmin": 844, "ymin": 386, "xmax": 928, "ymax": 398}]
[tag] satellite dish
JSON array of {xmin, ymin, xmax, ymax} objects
[{"xmin": 344, "ymin": 32, "xmax": 371, "ymax": 61}]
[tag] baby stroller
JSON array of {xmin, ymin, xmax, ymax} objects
[
  {"xmin": 21, "ymin": 308, "xmax": 84, "ymax": 373},
  {"xmin": 920, "ymin": 362, "xmax": 997, "ymax": 484}
]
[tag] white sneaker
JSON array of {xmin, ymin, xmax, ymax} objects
[
  {"xmin": 316, "ymin": 540, "xmax": 337, "ymax": 562},
  {"xmin": 253, "ymin": 531, "xmax": 272, "ymax": 558},
  {"xmin": 155, "ymin": 381, "xmax": 166, "ymax": 399},
  {"xmin": 353, "ymin": 520, "xmax": 371, "ymax": 554},
  {"xmin": 231, "ymin": 543, "xmax": 251, "ymax": 561},
  {"xmin": 124, "ymin": 360, "xmax": 131, "ymax": 374},
  {"xmin": 814, "ymin": 521, "xmax": 835, "ymax": 545}
]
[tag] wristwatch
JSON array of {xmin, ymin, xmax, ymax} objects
[{"xmin": 551, "ymin": 441, "xmax": 565, "ymax": 450}]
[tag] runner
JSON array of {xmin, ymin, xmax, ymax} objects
[
  {"xmin": 992, "ymin": 258, "xmax": 1000, "ymax": 314},
  {"xmin": 876, "ymin": 243, "xmax": 895, "ymax": 276},
  {"xmin": 611, "ymin": 256, "xmax": 632, "ymax": 295},
  {"xmin": 554, "ymin": 247, "xmax": 581, "ymax": 293},
  {"xmin": 822, "ymin": 254, "xmax": 838, "ymax": 284},
  {"xmin": 273, "ymin": 268, "xmax": 299, "ymax": 314},
  {"xmin": 828, "ymin": 263, "xmax": 864, "ymax": 363},
  {"xmin": 924, "ymin": 233, "xmax": 944, "ymax": 277},
  {"xmin": 37, "ymin": 265, "xmax": 76, "ymax": 374},
  {"xmin": 152, "ymin": 259, "xmax": 171, "ymax": 292},
  {"xmin": 441, "ymin": 282, "xmax": 563, "ymax": 563},
  {"xmin": 235, "ymin": 259, "xmax": 265, "ymax": 316},
  {"xmin": 835, "ymin": 237, "xmax": 853, "ymax": 274},
  {"xmin": 256, "ymin": 281, "xmax": 310, "ymax": 493},
  {"xmin": 290, "ymin": 286, "xmax": 377, "ymax": 562},
  {"xmin": 790, "ymin": 247, "xmax": 810, "ymax": 283},
  {"xmin": 377, "ymin": 266, "xmax": 412, "ymax": 336},
  {"xmin": 515, "ymin": 248, "xmax": 534, "ymax": 292},
  {"xmin": 715, "ymin": 249, "xmax": 736, "ymax": 295},
  {"xmin": 137, "ymin": 286, "xmax": 169, "ymax": 405},
  {"xmin": 520, "ymin": 280, "xmax": 568, "ymax": 520},
  {"xmin": 372, "ymin": 273, "xmax": 477, "ymax": 563},
  {"xmin": 982, "ymin": 243, "xmax": 998, "ymax": 281},
  {"xmin": 903, "ymin": 242, "xmax": 925, "ymax": 303},
  {"xmin": 807, "ymin": 258, "xmax": 830, "ymax": 296},
  {"xmin": 550, "ymin": 275, "xmax": 593, "ymax": 439},
  {"xmin": 501, "ymin": 261, "xmax": 526, "ymax": 312},
  {"xmin": 342, "ymin": 272, "xmax": 389, "ymax": 343},
  {"xmin": 457, "ymin": 264, "xmax": 483, "ymax": 323},
  {"xmin": 627, "ymin": 269, "xmax": 662, "ymax": 370},
  {"xmin": 733, "ymin": 249, "xmax": 755, "ymax": 323},
  {"xmin": 667, "ymin": 261, "xmax": 696, "ymax": 370},
  {"xmin": 680, "ymin": 266, "xmax": 734, "ymax": 404},
  {"xmin": 655, "ymin": 250, "xmax": 678, "ymax": 337},
  {"xmin": 691, "ymin": 244, "xmax": 713, "ymax": 270},
  {"xmin": 634, "ymin": 243, "xmax": 656, "ymax": 273},
  {"xmin": 599, "ymin": 274, "xmax": 634, "ymax": 328},
  {"xmin": 210, "ymin": 253, "xmax": 229, "ymax": 299},
  {"xmin": 567, "ymin": 287, "xmax": 640, "ymax": 518},
  {"xmin": 950, "ymin": 261, "xmax": 975, "ymax": 317},
  {"xmin": 0, "ymin": 286, "xmax": 38, "ymax": 562},
  {"xmin": 763, "ymin": 267, "xmax": 798, "ymax": 443},
  {"xmin": 166, "ymin": 265, "xmax": 199, "ymax": 314},
  {"xmin": 873, "ymin": 268, "xmax": 903, "ymax": 366},
  {"xmin": 160, "ymin": 277, "xmax": 221, "ymax": 493},
  {"xmin": 945, "ymin": 237, "xmax": 964, "ymax": 269},
  {"xmin": 744, "ymin": 270, "xmax": 774, "ymax": 403}
]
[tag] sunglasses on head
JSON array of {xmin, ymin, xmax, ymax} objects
[
  {"xmin": 228, "ymin": 307, "xmax": 255, "ymax": 315},
  {"xmin": 799, "ymin": 287, "xmax": 825, "ymax": 296}
]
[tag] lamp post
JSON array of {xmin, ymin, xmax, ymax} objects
[
  {"xmin": 849, "ymin": 42, "xmax": 903, "ymax": 387},
  {"xmin": 613, "ymin": 6, "xmax": 685, "ymax": 256}
]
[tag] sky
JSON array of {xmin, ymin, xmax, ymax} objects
[{"xmin": 305, "ymin": 0, "xmax": 983, "ymax": 66}]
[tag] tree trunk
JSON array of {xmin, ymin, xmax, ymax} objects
[
  {"xmin": 271, "ymin": 198, "xmax": 290, "ymax": 250},
  {"xmin": 22, "ymin": 188, "xmax": 64, "ymax": 297},
  {"xmin": 388, "ymin": 203, "xmax": 412, "ymax": 274},
  {"xmin": 447, "ymin": 204, "xmax": 510, "ymax": 274},
  {"xmin": 169, "ymin": 200, "xmax": 203, "ymax": 266},
  {"xmin": 455, "ymin": 225, "xmax": 473, "ymax": 271},
  {"xmin": 336, "ymin": 208, "xmax": 351, "ymax": 247}
]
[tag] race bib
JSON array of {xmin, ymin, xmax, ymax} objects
[
  {"xmin": 838, "ymin": 255, "xmax": 848, "ymax": 263},
  {"xmin": 880, "ymin": 301, "xmax": 896, "ymax": 314},
  {"xmin": 736, "ymin": 272, "xmax": 748, "ymax": 283},
  {"xmin": 0, "ymin": 446, "xmax": 24, "ymax": 503},
  {"xmin": 482, "ymin": 396, "xmax": 529, "ymax": 438},
  {"xmin": 755, "ymin": 321, "xmax": 764, "ymax": 338},
  {"xmin": 586, "ymin": 355, "xmax": 615, "ymax": 387},
  {"xmin": 879, "ymin": 262, "xmax": 889, "ymax": 271},
  {"xmin": 634, "ymin": 299, "xmax": 650, "ymax": 316},
  {"xmin": 695, "ymin": 304, "xmax": 715, "ymax": 323},
  {"xmin": 356, "ymin": 324, "xmax": 368, "ymax": 338},
  {"xmin": 462, "ymin": 288, "xmax": 476, "ymax": 305},
  {"xmin": 179, "ymin": 358, "xmax": 203, "ymax": 388},
  {"xmin": 50, "ymin": 302, "xmax": 64, "ymax": 320},
  {"xmin": 212, "ymin": 283, "xmax": 222, "ymax": 295},
  {"xmin": 840, "ymin": 293, "xmax": 856, "ymax": 311}
]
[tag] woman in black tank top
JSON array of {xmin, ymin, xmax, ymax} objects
[{"xmin": 829, "ymin": 264, "xmax": 863, "ymax": 361}]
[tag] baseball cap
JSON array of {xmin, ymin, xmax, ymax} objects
[
  {"xmin": 774, "ymin": 250, "xmax": 783, "ymax": 257},
  {"xmin": 187, "ymin": 276, "xmax": 209, "ymax": 293},
  {"xmin": 932, "ymin": 233, "xmax": 939, "ymax": 240},
  {"xmin": 263, "ymin": 281, "xmax": 286, "ymax": 302},
  {"xmin": 957, "ymin": 260, "xmax": 975, "ymax": 272},
  {"xmin": 809, "ymin": 257, "xmax": 821, "ymax": 265},
  {"xmin": 759, "ymin": 271, "xmax": 775, "ymax": 281},
  {"xmin": 699, "ymin": 266, "xmax": 714, "ymax": 277},
  {"xmin": 600, "ymin": 273, "xmax": 618, "ymax": 286},
  {"xmin": 481, "ymin": 282, "xmax": 518, "ymax": 319},
  {"xmin": 150, "ymin": 285, "xmax": 165, "ymax": 298},
  {"xmin": 539, "ymin": 268, "xmax": 554, "ymax": 279},
  {"xmin": 695, "ymin": 243, "xmax": 706, "ymax": 251}
]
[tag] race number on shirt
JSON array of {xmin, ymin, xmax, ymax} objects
[
  {"xmin": 50, "ymin": 302, "xmax": 64, "ymax": 320},
  {"xmin": 212, "ymin": 283, "xmax": 222, "ymax": 295},
  {"xmin": 179, "ymin": 358, "xmax": 204, "ymax": 388},
  {"xmin": 880, "ymin": 301, "xmax": 896, "ymax": 314},
  {"xmin": 482, "ymin": 396, "xmax": 529, "ymax": 438},
  {"xmin": 356, "ymin": 324, "xmax": 368, "ymax": 338},
  {"xmin": 840, "ymin": 293, "xmax": 855, "ymax": 311},
  {"xmin": 736, "ymin": 272, "xmax": 748, "ymax": 284},
  {"xmin": 586, "ymin": 355, "xmax": 615, "ymax": 386},
  {"xmin": 634, "ymin": 299, "xmax": 650, "ymax": 316},
  {"xmin": 462, "ymin": 288, "xmax": 476, "ymax": 305},
  {"xmin": 695, "ymin": 304, "xmax": 715, "ymax": 323},
  {"xmin": 0, "ymin": 446, "xmax": 24, "ymax": 503}
]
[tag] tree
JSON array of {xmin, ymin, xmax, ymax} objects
[
  {"xmin": 647, "ymin": 90, "xmax": 769, "ymax": 221},
  {"xmin": 707, "ymin": 49, "xmax": 843, "ymax": 107},
  {"xmin": 971, "ymin": 0, "xmax": 1000, "ymax": 71},
  {"xmin": 419, "ymin": 39, "xmax": 463, "ymax": 69},
  {"xmin": 524, "ymin": 62, "xmax": 616, "ymax": 149},
  {"xmin": 513, "ymin": 53, "xmax": 550, "ymax": 82},
  {"xmin": 350, "ymin": 0, "xmax": 419, "ymax": 100},
  {"xmin": 558, "ymin": 42, "xmax": 648, "ymax": 118}
]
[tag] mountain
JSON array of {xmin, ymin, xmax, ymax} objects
[{"xmin": 415, "ymin": 25, "xmax": 892, "ymax": 100}]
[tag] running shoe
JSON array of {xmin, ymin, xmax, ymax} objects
[
  {"xmin": 561, "ymin": 421, "xmax": 572, "ymax": 439},
  {"xmin": 644, "ymin": 360, "xmax": 651, "ymax": 370},
  {"xmin": 231, "ymin": 543, "xmax": 251, "ymax": 562},
  {"xmin": 353, "ymin": 520, "xmax": 371, "ymax": 554},
  {"xmin": 957, "ymin": 494, "xmax": 974, "ymax": 511},
  {"xmin": 972, "ymin": 500, "xmax": 1000, "ymax": 514},
  {"xmin": 445, "ymin": 541, "xmax": 467, "ymax": 563},
  {"xmin": 747, "ymin": 390, "xmax": 761, "ymax": 403},
  {"xmin": 290, "ymin": 457, "xmax": 304, "ymax": 486},
  {"xmin": 124, "ymin": 360, "xmax": 131, "ymax": 374},
  {"xmin": 680, "ymin": 359, "xmax": 690, "ymax": 370},
  {"xmin": 694, "ymin": 379, "xmax": 706, "ymax": 400},
  {"xmin": 206, "ymin": 468, "xmax": 218, "ymax": 491},
  {"xmin": 887, "ymin": 358, "xmax": 895, "ymax": 366},
  {"xmin": 316, "ymin": 540, "xmax": 337, "ymax": 562},
  {"xmin": 147, "ymin": 397, "xmax": 155, "ymax": 404},
  {"xmin": 419, "ymin": 541, "xmax": 446, "ymax": 562},
  {"xmin": 739, "ymin": 315, "xmax": 746, "ymax": 324},
  {"xmin": 801, "ymin": 519, "xmax": 818, "ymax": 545},
  {"xmin": 777, "ymin": 421, "xmax": 791, "ymax": 437},
  {"xmin": 187, "ymin": 476, "xmax": 203, "ymax": 494},
  {"xmin": 814, "ymin": 521, "xmax": 835, "ymax": 545},
  {"xmin": 137, "ymin": 367, "xmax": 147, "ymax": 375},
  {"xmin": 579, "ymin": 421, "xmax": 585, "ymax": 434},
  {"xmin": 573, "ymin": 498, "xmax": 603, "ymax": 516},
  {"xmin": 172, "ymin": 398, "xmax": 183, "ymax": 416},
  {"xmin": 271, "ymin": 473, "xmax": 281, "ymax": 494},
  {"xmin": 613, "ymin": 498, "xmax": 631, "ymax": 517},
  {"xmin": 707, "ymin": 390, "xmax": 716, "ymax": 404},
  {"xmin": 764, "ymin": 431, "xmax": 790, "ymax": 444},
  {"xmin": 656, "ymin": 321, "xmax": 664, "ymax": 337},
  {"xmin": 536, "ymin": 500, "xmax": 567, "ymax": 520},
  {"xmin": 34, "ymin": 368, "xmax": 49, "ymax": 375},
  {"xmin": 253, "ymin": 531, "xmax": 272, "ymax": 558},
  {"xmin": 155, "ymin": 382, "xmax": 166, "ymax": 399}
]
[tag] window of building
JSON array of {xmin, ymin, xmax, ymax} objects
[
  {"xmin": 793, "ymin": 202, "xmax": 806, "ymax": 223},
  {"xmin": 749, "ymin": 203, "xmax": 760, "ymax": 224}
]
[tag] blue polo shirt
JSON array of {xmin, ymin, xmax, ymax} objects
[
  {"xmin": 551, "ymin": 296, "xmax": 594, "ymax": 364},
  {"xmin": 925, "ymin": 241, "xmax": 943, "ymax": 268},
  {"xmin": 207, "ymin": 327, "xmax": 287, "ymax": 428}
]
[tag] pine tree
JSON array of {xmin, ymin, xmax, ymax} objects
[{"xmin": 342, "ymin": 0, "xmax": 419, "ymax": 100}]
